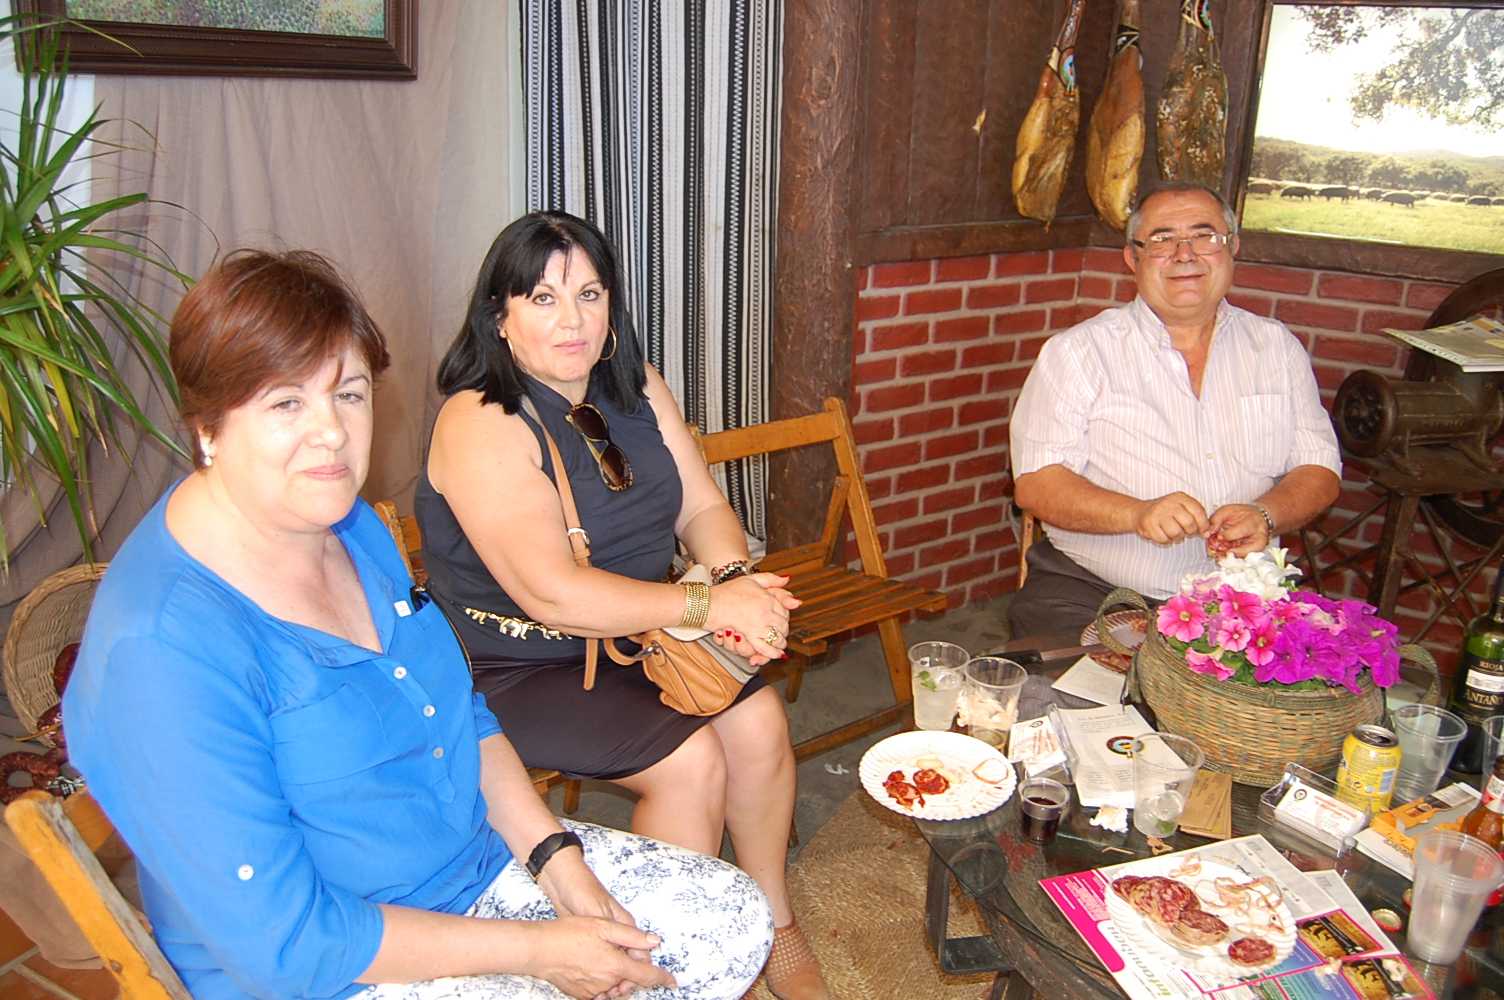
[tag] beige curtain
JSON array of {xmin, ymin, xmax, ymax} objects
[{"xmin": 0, "ymin": 4, "xmax": 517, "ymax": 619}]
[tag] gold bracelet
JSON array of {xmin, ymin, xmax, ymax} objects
[{"xmin": 679, "ymin": 581, "xmax": 711, "ymax": 629}]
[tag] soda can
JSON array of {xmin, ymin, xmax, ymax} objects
[{"xmin": 1336, "ymin": 725, "xmax": 1402, "ymax": 812}]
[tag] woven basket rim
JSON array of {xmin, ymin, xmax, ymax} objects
[{"xmin": 2, "ymin": 562, "xmax": 106, "ymax": 736}]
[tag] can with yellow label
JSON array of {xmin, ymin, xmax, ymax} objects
[{"xmin": 1336, "ymin": 724, "xmax": 1402, "ymax": 812}]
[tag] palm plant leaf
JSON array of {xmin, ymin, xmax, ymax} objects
[{"xmin": 0, "ymin": 19, "xmax": 190, "ymax": 568}]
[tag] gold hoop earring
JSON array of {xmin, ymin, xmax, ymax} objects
[{"xmin": 599, "ymin": 326, "xmax": 618, "ymax": 362}]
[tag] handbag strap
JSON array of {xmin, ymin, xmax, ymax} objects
[{"xmin": 519, "ymin": 395, "xmax": 600, "ymax": 689}]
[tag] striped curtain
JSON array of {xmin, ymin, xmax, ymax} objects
[{"xmin": 520, "ymin": 0, "xmax": 781, "ymax": 538}]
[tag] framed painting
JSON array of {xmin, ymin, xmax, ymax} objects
[
  {"xmin": 1234, "ymin": 1, "xmax": 1504, "ymax": 282},
  {"xmin": 12, "ymin": 0, "xmax": 417, "ymax": 78}
]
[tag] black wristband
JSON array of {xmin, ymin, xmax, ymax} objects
[{"xmin": 525, "ymin": 830, "xmax": 583, "ymax": 881}]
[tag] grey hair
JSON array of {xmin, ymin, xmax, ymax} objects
[{"xmin": 1125, "ymin": 181, "xmax": 1239, "ymax": 246}]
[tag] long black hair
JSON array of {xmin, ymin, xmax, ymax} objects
[{"xmin": 437, "ymin": 211, "xmax": 648, "ymax": 413}]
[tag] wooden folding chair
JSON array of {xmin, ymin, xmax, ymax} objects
[
  {"xmin": 374, "ymin": 502, "xmax": 581, "ymax": 813},
  {"xmin": 5, "ymin": 790, "xmax": 190, "ymax": 1000},
  {"xmin": 698, "ymin": 398, "xmax": 948, "ymax": 758},
  {"xmin": 1016, "ymin": 509, "xmax": 1041, "ymax": 587}
]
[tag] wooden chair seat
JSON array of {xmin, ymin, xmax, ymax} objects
[
  {"xmin": 781, "ymin": 566, "xmax": 947, "ymax": 660},
  {"xmin": 698, "ymin": 398, "xmax": 947, "ymax": 756},
  {"xmin": 374, "ymin": 501, "xmax": 579, "ymax": 811}
]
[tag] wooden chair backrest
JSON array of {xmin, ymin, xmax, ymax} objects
[
  {"xmin": 697, "ymin": 397, "xmax": 886, "ymax": 579},
  {"xmin": 5, "ymin": 791, "xmax": 191, "ymax": 1000},
  {"xmin": 374, "ymin": 501, "xmax": 425, "ymax": 584}
]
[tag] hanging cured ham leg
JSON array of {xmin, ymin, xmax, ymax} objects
[
  {"xmin": 1085, "ymin": 0, "xmax": 1143, "ymax": 229},
  {"xmin": 1157, "ymin": 0, "xmax": 1228, "ymax": 188},
  {"xmin": 1013, "ymin": 0, "xmax": 1087, "ymax": 227}
]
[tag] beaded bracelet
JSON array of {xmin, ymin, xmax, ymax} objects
[
  {"xmin": 679, "ymin": 581, "xmax": 711, "ymax": 629},
  {"xmin": 1251, "ymin": 502, "xmax": 1277, "ymax": 535},
  {"xmin": 711, "ymin": 559, "xmax": 753, "ymax": 585}
]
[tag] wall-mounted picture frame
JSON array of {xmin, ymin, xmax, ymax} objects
[
  {"xmin": 11, "ymin": 0, "xmax": 417, "ymax": 79},
  {"xmin": 1234, "ymin": 0, "xmax": 1504, "ymax": 282}
]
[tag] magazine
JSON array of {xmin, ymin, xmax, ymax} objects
[
  {"xmin": 1352, "ymin": 782, "xmax": 1480, "ymax": 879},
  {"xmin": 1384, "ymin": 316, "xmax": 1504, "ymax": 373},
  {"xmin": 1042, "ymin": 834, "xmax": 1431, "ymax": 1000}
]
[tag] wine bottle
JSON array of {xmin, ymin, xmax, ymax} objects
[{"xmin": 1448, "ymin": 554, "xmax": 1504, "ymax": 773}]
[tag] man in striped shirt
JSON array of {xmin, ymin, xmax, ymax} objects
[{"xmin": 1008, "ymin": 182, "xmax": 1341, "ymax": 635}]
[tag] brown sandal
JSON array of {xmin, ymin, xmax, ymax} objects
[{"xmin": 765, "ymin": 918, "xmax": 828, "ymax": 1000}]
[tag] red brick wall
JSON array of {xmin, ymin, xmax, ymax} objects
[{"xmin": 852, "ymin": 246, "xmax": 1472, "ymax": 665}]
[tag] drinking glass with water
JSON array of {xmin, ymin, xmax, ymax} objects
[{"xmin": 908, "ymin": 641, "xmax": 969, "ymax": 731}]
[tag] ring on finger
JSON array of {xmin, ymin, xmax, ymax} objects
[{"xmin": 765, "ymin": 626, "xmax": 780, "ymax": 645}]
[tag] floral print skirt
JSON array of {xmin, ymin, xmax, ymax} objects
[{"xmin": 354, "ymin": 820, "xmax": 773, "ymax": 1000}]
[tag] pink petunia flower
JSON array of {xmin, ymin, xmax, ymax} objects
[
  {"xmin": 1214, "ymin": 616, "xmax": 1252, "ymax": 652},
  {"xmin": 1158, "ymin": 593, "xmax": 1208, "ymax": 642},
  {"xmin": 1217, "ymin": 585, "xmax": 1262, "ymax": 625},
  {"xmin": 1186, "ymin": 648, "xmax": 1235, "ymax": 681},
  {"xmin": 1244, "ymin": 615, "xmax": 1279, "ymax": 668}
]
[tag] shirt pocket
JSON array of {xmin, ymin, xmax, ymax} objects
[
  {"xmin": 1234, "ymin": 394, "xmax": 1294, "ymax": 477},
  {"xmin": 271, "ymin": 683, "xmax": 398, "ymax": 786}
]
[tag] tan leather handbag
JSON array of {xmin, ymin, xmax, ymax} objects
[{"xmin": 523, "ymin": 399, "xmax": 754, "ymax": 716}]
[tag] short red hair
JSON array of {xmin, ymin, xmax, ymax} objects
[{"xmin": 170, "ymin": 250, "xmax": 390, "ymax": 466}]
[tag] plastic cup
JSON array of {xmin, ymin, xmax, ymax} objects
[
  {"xmin": 963, "ymin": 657, "xmax": 1027, "ymax": 752},
  {"xmin": 1391, "ymin": 705, "xmax": 1467, "ymax": 803},
  {"xmin": 1407, "ymin": 829, "xmax": 1504, "ymax": 964},
  {"xmin": 1019, "ymin": 776, "xmax": 1069, "ymax": 843},
  {"xmin": 1480, "ymin": 716, "xmax": 1504, "ymax": 789},
  {"xmin": 1131, "ymin": 734, "xmax": 1204, "ymax": 837},
  {"xmin": 908, "ymin": 641, "xmax": 969, "ymax": 731}
]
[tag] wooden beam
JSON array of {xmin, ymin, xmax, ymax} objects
[{"xmin": 769, "ymin": 0, "xmax": 861, "ymax": 552}]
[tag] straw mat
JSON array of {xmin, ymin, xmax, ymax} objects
[{"xmin": 741, "ymin": 790, "xmax": 997, "ymax": 1000}]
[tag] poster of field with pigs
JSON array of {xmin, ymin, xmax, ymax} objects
[{"xmin": 1245, "ymin": 4, "xmax": 1504, "ymax": 255}]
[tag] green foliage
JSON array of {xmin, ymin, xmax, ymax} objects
[
  {"xmin": 0, "ymin": 18, "xmax": 190, "ymax": 566},
  {"xmin": 1324, "ymin": 152, "xmax": 1370, "ymax": 186},
  {"xmin": 66, "ymin": 0, "xmax": 383, "ymax": 37},
  {"xmin": 1300, "ymin": 6, "xmax": 1504, "ymax": 132},
  {"xmin": 1251, "ymin": 137, "xmax": 1502, "ymax": 194}
]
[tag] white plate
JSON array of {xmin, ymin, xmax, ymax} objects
[
  {"xmin": 859, "ymin": 731, "xmax": 1016, "ymax": 820},
  {"xmin": 1103, "ymin": 856, "xmax": 1296, "ymax": 976}
]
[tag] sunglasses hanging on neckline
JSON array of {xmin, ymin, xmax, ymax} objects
[{"xmin": 566, "ymin": 402, "xmax": 634, "ymax": 491}]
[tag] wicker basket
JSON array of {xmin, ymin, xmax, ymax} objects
[
  {"xmin": 2, "ymin": 563, "xmax": 106, "ymax": 746},
  {"xmin": 1098, "ymin": 587, "xmax": 1440, "ymax": 786}
]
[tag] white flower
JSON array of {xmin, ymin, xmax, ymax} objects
[{"xmin": 1178, "ymin": 546, "xmax": 1301, "ymax": 601}]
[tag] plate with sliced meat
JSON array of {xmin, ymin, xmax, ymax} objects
[
  {"xmin": 1103, "ymin": 855, "xmax": 1296, "ymax": 976},
  {"xmin": 859, "ymin": 731, "xmax": 1016, "ymax": 820}
]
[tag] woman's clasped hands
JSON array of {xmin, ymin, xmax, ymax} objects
[
  {"xmin": 532, "ymin": 854, "xmax": 674, "ymax": 998},
  {"xmin": 707, "ymin": 572, "xmax": 800, "ymax": 666}
]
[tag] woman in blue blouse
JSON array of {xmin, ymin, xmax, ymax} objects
[{"xmin": 64, "ymin": 250, "xmax": 771, "ymax": 1000}]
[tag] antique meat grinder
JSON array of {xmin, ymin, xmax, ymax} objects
[
  {"xmin": 1333, "ymin": 364, "xmax": 1503, "ymax": 478},
  {"xmin": 1328, "ymin": 342, "xmax": 1504, "ymax": 625}
]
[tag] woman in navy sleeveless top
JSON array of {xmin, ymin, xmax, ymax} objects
[{"xmin": 417, "ymin": 212, "xmax": 828, "ymax": 1000}]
